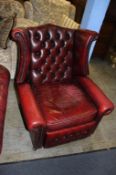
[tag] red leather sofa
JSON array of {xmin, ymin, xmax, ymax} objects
[
  {"xmin": 12, "ymin": 24, "xmax": 114, "ymax": 149},
  {"xmin": 0, "ymin": 65, "xmax": 10, "ymax": 153}
]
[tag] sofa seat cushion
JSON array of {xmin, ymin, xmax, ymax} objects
[{"xmin": 34, "ymin": 83, "xmax": 97, "ymax": 131}]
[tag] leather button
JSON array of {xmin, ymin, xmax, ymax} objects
[
  {"xmin": 56, "ymin": 49, "xmax": 60, "ymax": 55},
  {"xmin": 51, "ymin": 72, "xmax": 55, "ymax": 78},
  {"xmin": 61, "ymin": 72, "xmax": 64, "ymax": 77},
  {"xmin": 41, "ymin": 42, "xmax": 46, "ymax": 48},
  {"xmin": 51, "ymin": 40, "xmax": 55, "ymax": 48},
  {"xmin": 61, "ymin": 40, "xmax": 65, "ymax": 47},
  {"xmin": 65, "ymin": 33, "xmax": 70, "ymax": 40},
  {"xmin": 56, "ymin": 32, "xmax": 60, "ymax": 40},
  {"xmin": 61, "ymin": 58, "xmax": 65, "ymax": 63},
  {"xmin": 35, "ymin": 51, "xmax": 41, "ymax": 57},
  {"xmin": 63, "ymin": 135, "xmax": 67, "ymax": 140},
  {"xmin": 42, "ymin": 74, "xmax": 46, "ymax": 79},
  {"xmin": 51, "ymin": 57, "xmax": 56, "ymax": 63},
  {"xmin": 46, "ymin": 49, "xmax": 51, "ymax": 56},
  {"xmin": 37, "ymin": 68, "xmax": 41, "ymax": 73},
  {"xmin": 70, "ymin": 134, "xmax": 73, "ymax": 138},
  {"xmin": 50, "ymin": 64, "xmax": 58, "ymax": 72},
  {"xmin": 54, "ymin": 138, "xmax": 59, "ymax": 142},
  {"xmin": 34, "ymin": 32, "xmax": 40, "ymax": 41},
  {"xmin": 46, "ymin": 32, "xmax": 50, "ymax": 40}
]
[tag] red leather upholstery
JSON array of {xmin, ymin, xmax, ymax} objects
[
  {"xmin": 29, "ymin": 26, "xmax": 74, "ymax": 85},
  {"xmin": 34, "ymin": 83, "xmax": 97, "ymax": 132},
  {"xmin": 12, "ymin": 24, "xmax": 114, "ymax": 149},
  {"xmin": 0, "ymin": 65, "xmax": 10, "ymax": 153}
]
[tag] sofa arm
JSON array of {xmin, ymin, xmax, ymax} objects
[
  {"xmin": 17, "ymin": 83, "xmax": 46, "ymax": 130},
  {"xmin": 17, "ymin": 83, "xmax": 46, "ymax": 148},
  {"xmin": 77, "ymin": 76, "xmax": 114, "ymax": 117}
]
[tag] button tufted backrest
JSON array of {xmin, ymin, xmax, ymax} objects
[
  {"xmin": 27, "ymin": 24, "xmax": 75, "ymax": 85},
  {"xmin": 12, "ymin": 24, "xmax": 98, "ymax": 84}
]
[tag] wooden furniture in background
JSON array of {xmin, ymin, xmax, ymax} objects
[
  {"xmin": 93, "ymin": 0, "xmax": 116, "ymax": 59},
  {"xmin": 68, "ymin": 0, "xmax": 116, "ymax": 59},
  {"xmin": 67, "ymin": 0, "xmax": 87, "ymax": 23}
]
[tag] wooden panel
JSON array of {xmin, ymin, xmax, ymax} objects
[
  {"xmin": 67, "ymin": 0, "xmax": 87, "ymax": 23},
  {"xmin": 68, "ymin": 0, "xmax": 116, "ymax": 59}
]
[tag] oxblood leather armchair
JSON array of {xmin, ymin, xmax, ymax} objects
[
  {"xmin": 12, "ymin": 24, "xmax": 114, "ymax": 149},
  {"xmin": 0, "ymin": 65, "xmax": 10, "ymax": 153}
]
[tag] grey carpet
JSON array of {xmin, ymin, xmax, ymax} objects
[{"xmin": 0, "ymin": 149, "xmax": 116, "ymax": 175}]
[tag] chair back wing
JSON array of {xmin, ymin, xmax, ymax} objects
[
  {"xmin": 73, "ymin": 30, "xmax": 98, "ymax": 76},
  {"xmin": 12, "ymin": 24, "xmax": 98, "ymax": 84},
  {"xmin": 11, "ymin": 28, "xmax": 31, "ymax": 83}
]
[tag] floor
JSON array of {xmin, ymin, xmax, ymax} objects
[
  {"xmin": 0, "ymin": 148, "xmax": 116, "ymax": 175},
  {"xmin": 0, "ymin": 57, "xmax": 116, "ymax": 164}
]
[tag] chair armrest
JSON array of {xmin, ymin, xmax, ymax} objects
[
  {"xmin": 17, "ymin": 83, "xmax": 46, "ymax": 130},
  {"xmin": 77, "ymin": 76, "xmax": 114, "ymax": 117}
]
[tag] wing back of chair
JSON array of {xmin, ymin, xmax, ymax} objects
[
  {"xmin": 73, "ymin": 30, "xmax": 98, "ymax": 77},
  {"xmin": 12, "ymin": 24, "xmax": 98, "ymax": 85}
]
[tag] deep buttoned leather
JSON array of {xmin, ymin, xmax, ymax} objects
[{"xmin": 28, "ymin": 25, "xmax": 74, "ymax": 85}]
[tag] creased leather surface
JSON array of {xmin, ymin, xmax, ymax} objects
[
  {"xmin": 34, "ymin": 83, "xmax": 97, "ymax": 131},
  {"xmin": 77, "ymin": 76, "xmax": 114, "ymax": 117},
  {"xmin": 45, "ymin": 121, "xmax": 97, "ymax": 147}
]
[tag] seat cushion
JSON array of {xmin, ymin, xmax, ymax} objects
[{"xmin": 34, "ymin": 83, "xmax": 97, "ymax": 131}]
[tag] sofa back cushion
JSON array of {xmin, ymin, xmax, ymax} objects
[
  {"xmin": 0, "ymin": 0, "xmax": 25, "ymax": 48},
  {"xmin": 0, "ymin": 16, "xmax": 14, "ymax": 49},
  {"xmin": 28, "ymin": 24, "xmax": 75, "ymax": 85}
]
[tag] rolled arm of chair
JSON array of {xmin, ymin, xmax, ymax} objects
[
  {"xmin": 78, "ymin": 76, "xmax": 114, "ymax": 117},
  {"xmin": 17, "ymin": 83, "xmax": 46, "ymax": 148},
  {"xmin": 17, "ymin": 83, "xmax": 46, "ymax": 130},
  {"xmin": 74, "ymin": 30, "xmax": 98, "ymax": 76}
]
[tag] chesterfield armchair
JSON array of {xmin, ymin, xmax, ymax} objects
[
  {"xmin": 0, "ymin": 65, "xmax": 10, "ymax": 153},
  {"xmin": 12, "ymin": 24, "xmax": 114, "ymax": 149}
]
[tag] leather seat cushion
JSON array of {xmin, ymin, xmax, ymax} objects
[{"xmin": 34, "ymin": 83, "xmax": 97, "ymax": 131}]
